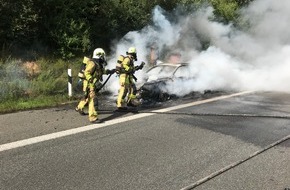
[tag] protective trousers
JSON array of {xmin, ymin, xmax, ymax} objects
[
  {"xmin": 77, "ymin": 80, "xmax": 98, "ymax": 121},
  {"xmin": 116, "ymin": 74, "xmax": 129, "ymax": 108},
  {"xmin": 77, "ymin": 98, "xmax": 87, "ymax": 112},
  {"xmin": 76, "ymin": 80, "xmax": 88, "ymax": 112},
  {"xmin": 87, "ymin": 89, "xmax": 98, "ymax": 122},
  {"xmin": 127, "ymin": 78, "xmax": 137, "ymax": 103}
]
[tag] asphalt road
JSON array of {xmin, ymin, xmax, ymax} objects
[{"xmin": 0, "ymin": 91, "xmax": 290, "ymax": 190}]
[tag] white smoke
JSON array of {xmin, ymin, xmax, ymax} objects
[{"xmin": 106, "ymin": 0, "xmax": 290, "ymax": 97}]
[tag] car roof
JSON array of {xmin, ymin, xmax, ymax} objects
[
  {"xmin": 145, "ymin": 62, "xmax": 190, "ymax": 79},
  {"xmin": 146, "ymin": 62, "xmax": 189, "ymax": 72},
  {"xmin": 155, "ymin": 62, "xmax": 189, "ymax": 67}
]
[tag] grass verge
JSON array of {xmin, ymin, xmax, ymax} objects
[{"xmin": 0, "ymin": 95, "xmax": 78, "ymax": 114}]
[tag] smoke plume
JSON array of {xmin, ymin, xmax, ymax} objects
[{"xmin": 106, "ymin": 0, "xmax": 290, "ymax": 96}]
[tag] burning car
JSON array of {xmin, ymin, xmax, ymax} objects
[{"xmin": 138, "ymin": 62, "xmax": 196, "ymax": 102}]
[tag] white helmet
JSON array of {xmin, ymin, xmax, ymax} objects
[
  {"xmin": 126, "ymin": 47, "xmax": 137, "ymax": 61},
  {"xmin": 127, "ymin": 47, "xmax": 137, "ymax": 54},
  {"xmin": 93, "ymin": 48, "xmax": 106, "ymax": 59}
]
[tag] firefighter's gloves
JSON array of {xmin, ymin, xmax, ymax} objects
[
  {"xmin": 106, "ymin": 69, "xmax": 116, "ymax": 74},
  {"xmin": 88, "ymin": 77, "xmax": 93, "ymax": 83},
  {"xmin": 140, "ymin": 61, "xmax": 145, "ymax": 69},
  {"xmin": 134, "ymin": 61, "xmax": 145, "ymax": 71}
]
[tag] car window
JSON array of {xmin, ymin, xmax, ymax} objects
[
  {"xmin": 174, "ymin": 65, "xmax": 190, "ymax": 78},
  {"xmin": 147, "ymin": 65, "xmax": 177, "ymax": 79}
]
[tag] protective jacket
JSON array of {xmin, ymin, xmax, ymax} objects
[
  {"xmin": 116, "ymin": 55, "xmax": 139, "ymax": 108},
  {"xmin": 78, "ymin": 58, "xmax": 108, "ymax": 122},
  {"xmin": 85, "ymin": 58, "xmax": 108, "ymax": 90}
]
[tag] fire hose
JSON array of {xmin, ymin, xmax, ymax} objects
[{"xmin": 95, "ymin": 72, "xmax": 115, "ymax": 93}]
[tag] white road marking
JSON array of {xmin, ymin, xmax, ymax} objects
[{"xmin": 0, "ymin": 91, "xmax": 253, "ymax": 152}]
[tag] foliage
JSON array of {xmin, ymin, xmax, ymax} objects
[
  {"xmin": 0, "ymin": 58, "xmax": 81, "ymax": 101},
  {"xmin": 0, "ymin": 59, "xmax": 29, "ymax": 101},
  {"xmin": 0, "ymin": 0, "xmax": 252, "ymax": 59},
  {"xmin": 0, "ymin": 57, "xmax": 84, "ymax": 113},
  {"xmin": 210, "ymin": 0, "xmax": 240, "ymax": 23},
  {"xmin": 0, "ymin": 94, "xmax": 72, "ymax": 114}
]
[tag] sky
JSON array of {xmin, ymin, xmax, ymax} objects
[{"xmin": 106, "ymin": 0, "xmax": 290, "ymax": 96}]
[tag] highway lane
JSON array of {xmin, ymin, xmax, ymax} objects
[{"xmin": 0, "ymin": 91, "xmax": 290, "ymax": 190}]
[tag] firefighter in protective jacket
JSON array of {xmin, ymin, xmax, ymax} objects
[
  {"xmin": 116, "ymin": 47, "xmax": 144, "ymax": 110},
  {"xmin": 75, "ymin": 48, "xmax": 114, "ymax": 123}
]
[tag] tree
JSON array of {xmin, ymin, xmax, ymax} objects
[
  {"xmin": 0, "ymin": 0, "xmax": 39, "ymax": 57},
  {"xmin": 0, "ymin": 0, "xmax": 252, "ymax": 59}
]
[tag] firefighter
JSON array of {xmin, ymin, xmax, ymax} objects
[
  {"xmin": 75, "ymin": 48, "xmax": 115, "ymax": 123},
  {"xmin": 116, "ymin": 47, "xmax": 144, "ymax": 110}
]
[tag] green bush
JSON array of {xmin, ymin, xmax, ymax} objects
[
  {"xmin": 0, "ymin": 59, "xmax": 30, "ymax": 101},
  {"xmin": 0, "ymin": 58, "xmax": 82, "ymax": 101}
]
